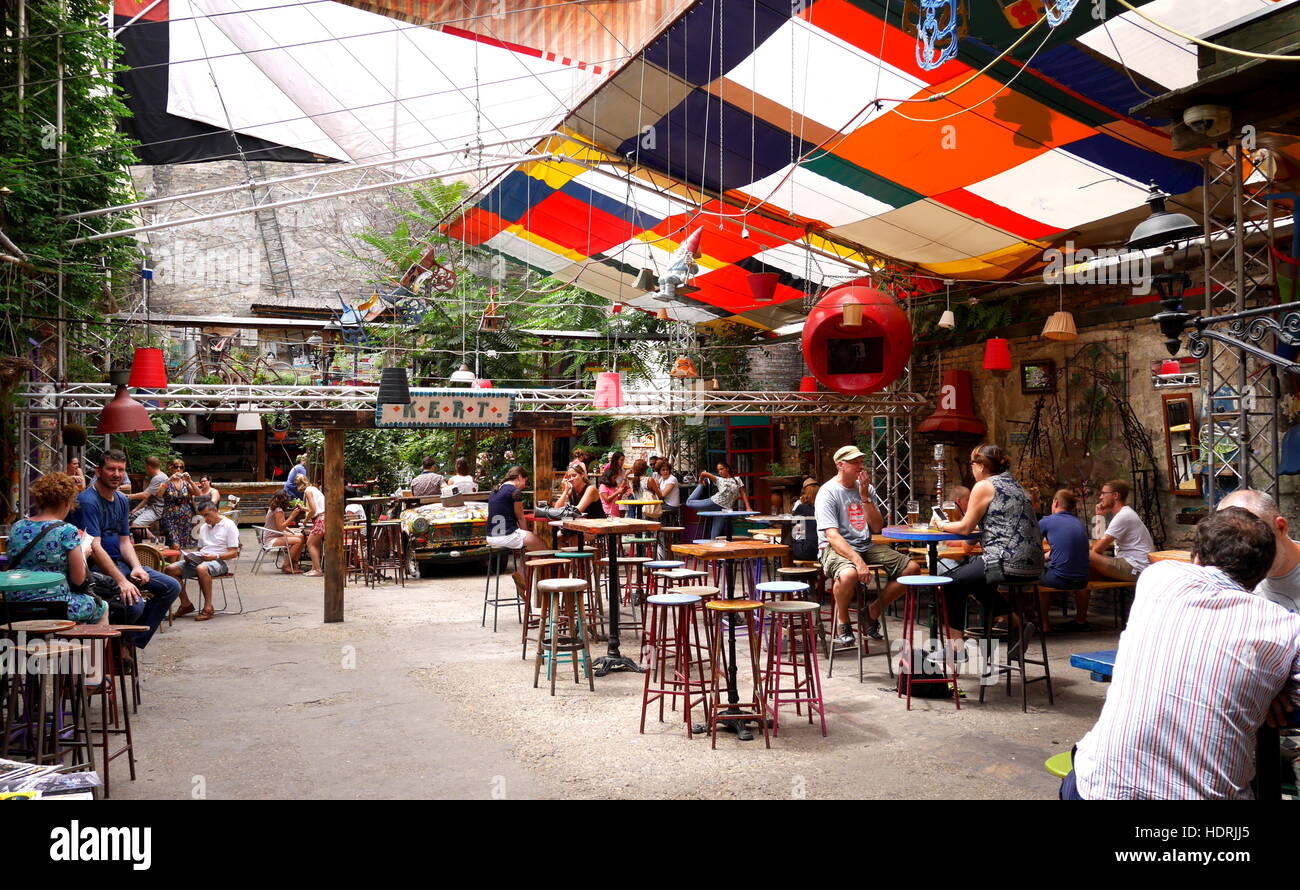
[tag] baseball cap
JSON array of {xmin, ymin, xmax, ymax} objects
[{"xmin": 833, "ymin": 445, "xmax": 866, "ymax": 463}]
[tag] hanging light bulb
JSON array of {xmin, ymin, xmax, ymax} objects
[{"xmin": 937, "ymin": 279, "xmax": 956, "ymax": 329}]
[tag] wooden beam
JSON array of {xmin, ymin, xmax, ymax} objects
[
  {"xmin": 323, "ymin": 429, "xmax": 345, "ymax": 623},
  {"xmin": 534, "ymin": 428, "xmax": 557, "ymax": 507}
]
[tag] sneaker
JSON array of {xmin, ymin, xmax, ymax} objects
[
  {"xmin": 862, "ymin": 616, "xmax": 884, "ymax": 641},
  {"xmin": 834, "ymin": 624, "xmax": 856, "ymax": 646}
]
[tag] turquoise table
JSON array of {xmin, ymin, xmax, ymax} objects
[{"xmin": 0, "ymin": 570, "xmax": 66, "ymax": 594}]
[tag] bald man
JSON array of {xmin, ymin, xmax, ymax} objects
[{"xmin": 1217, "ymin": 490, "xmax": 1300, "ymax": 612}]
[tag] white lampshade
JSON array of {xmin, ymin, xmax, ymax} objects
[
  {"xmin": 236, "ymin": 410, "xmax": 262, "ymax": 431},
  {"xmin": 449, "ymin": 363, "xmax": 475, "ymax": 385},
  {"xmin": 937, "ymin": 309, "xmax": 956, "ymax": 329}
]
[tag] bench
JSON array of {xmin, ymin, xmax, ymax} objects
[{"xmin": 1039, "ymin": 580, "xmax": 1135, "ymax": 627}]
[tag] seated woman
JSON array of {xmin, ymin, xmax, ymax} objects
[
  {"xmin": 596, "ymin": 457, "xmax": 631, "ymax": 518},
  {"xmin": 442, "ymin": 457, "xmax": 478, "ymax": 496},
  {"xmin": 685, "ymin": 462, "xmax": 753, "ymax": 536},
  {"xmin": 194, "ymin": 475, "xmax": 220, "ymax": 510},
  {"xmin": 264, "ymin": 490, "xmax": 305, "ymax": 574},
  {"xmin": 487, "ymin": 466, "xmax": 547, "ymax": 594},
  {"xmin": 935, "ymin": 443, "xmax": 1043, "ymax": 651},
  {"xmin": 6, "ymin": 472, "xmax": 108, "ymax": 624}
]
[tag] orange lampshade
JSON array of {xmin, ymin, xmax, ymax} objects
[
  {"xmin": 593, "ymin": 371, "xmax": 624, "ymax": 408},
  {"xmin": 669, "ymin": 356, "xmax": 699, "ymax": 378},
  {"xmin": 128, "ymin": 347, "xmax": 168, "ymax": 389},
  {"xmin": 97, "ymin": 384, "xmax": 155, "ymax": 435},
  {"xmin": 841, "ymin": 302, "xmax": 864, "ymax": 327},
  {"xmin": 983, "ymin": 338, "xmax": 1012, "ymax": 371}
]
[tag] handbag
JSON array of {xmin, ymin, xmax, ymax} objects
[{"xmin": 642, "ymin": 502, "xmax": 664, "ymax": 520}]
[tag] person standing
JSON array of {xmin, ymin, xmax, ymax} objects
[
  {"xmin": 7, "ymin": 473, "xmax": 107, "ymax": 624},
  {"xmin": 410, "ymin": 456, "xmax": 444, "ymax": 498},
  {"xmin": 791, "ymin": 479, "xmax": 819, "ymax": 563},
  {"xmin": 1064, "ymin": 507, "xmax": 1300, "ymax": 799},
  {"xmin": 299, "ymin": 475, "xmax": 327, "ymax": 577},
  {"xmin": 650, "ymin": 459, "xmax": 680, "ymax": 559},
  {"xmin": 816, "ymin": 446, "xmax": 919, "ymax": 644},
  {"xmin": 1037, "ymin": 489, "xmax": 1092, "ymax": 632},
  {"xmin": 68, "ymin": 449, "xmax": 181, "ymax": 649},
  {"xmin": 194, "ymin": 475, "xmax": 220, "ymax": 509},
  {"xmin": 167, "ymin": 500, "xmax": 240, "ymax": 621},
  {"xmin": 160, "ymin": 459, "xmax": 197, "ymax": 549},
  {"xmin": 597, "ymin": 454, "xmax": 630, "ymax": 518}
]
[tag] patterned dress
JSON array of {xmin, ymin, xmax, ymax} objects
[
  {"xmin": 980, "ymin": 472, "xmax": 1044, "ymax": 580},
  {"xmin": 160, "ymin": 480, "xmax": 196, "ymax": 549},
  {"xmin": 5, "ymin": 519, "xmax": 106, "ymax": 622}
]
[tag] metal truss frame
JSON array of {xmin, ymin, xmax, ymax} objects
[{"xmin": 1200, "ymin": 144, "xmax": 1279, "ymax": 504}]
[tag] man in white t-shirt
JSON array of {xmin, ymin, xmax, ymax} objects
[
  {"xmin": 1218, "ymin": 489, "xmax": 1300, "ymax": 612},
  {"xmin": 165, "ymin": 500, "xmax": 240, "ymax": 621},
  {"xmin": 1089, "ymin": 479, "xmax": 1155, "ymax": 581}
]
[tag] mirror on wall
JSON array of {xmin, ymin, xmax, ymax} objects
[{"xmin": 1162, "ymin": 393, "xmax": 1201, "ymax": 497}]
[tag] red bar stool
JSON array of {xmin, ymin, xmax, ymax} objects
[
  {"xmin": 521, "ymin": 558, "xmax": 572, "ymax": 660},
  {"xmin": 896, "ymin": 575, "xmax": 960, "ymax": 710},
  {"xmin": 762, "ymin": 600, "xmax": 826, "ymax": 737},
  {"xmin": 704, "ymin": 599, "xmax": 770, "ymax": 749},
  {"xmin": 676, "ymin": 585, "xmax": 721, "ymax": 674},
  {"xmin": 640, "ymin": 592, "xmax": 709, "ymax": 737}
]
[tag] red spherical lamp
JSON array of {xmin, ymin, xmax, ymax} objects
[{"xmin": 800, "ymin": 281, "xmax": 912, "ymax": 395}]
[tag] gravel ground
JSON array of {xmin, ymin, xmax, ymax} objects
[{"xmin": 113, "ymin": 531, "xmax": 1117, "ymax": 800}]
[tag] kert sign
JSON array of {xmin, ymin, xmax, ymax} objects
[{"xmin": 375, "ymin": 389, "xmax": 514, "ymax": 428}]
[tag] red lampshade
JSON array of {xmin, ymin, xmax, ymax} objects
[
  {"xmin": 799, "ymin": 376, "xmax": 818, "ymax": 393},
  {"xmin": 472, "ymin": 378, "xmax": 493, "ymax": 389},
  {"xmin": 1158, "ymin": 359, "xmax": 1182, "ymax": 376},
  {"xmin": 747, "ymin": 272, "xmax": 779, "ymax": 303},
  {"xmin": 97, "ymin": 384, "xmax": 155, "ymax": 435},
  {"xmin": 593, "ymin": 371, "xmax": 625, "ymax": 409},
  {"xmin": 128, "ymin": 347, "xmax": 168, "ymax": 389},
  {"xmin": 983, "ymin": 338, "xmax": 1012, "ymax": 371}
]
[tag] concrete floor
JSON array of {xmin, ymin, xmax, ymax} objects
[{"xmin": 116, "ymin": 532, "xmax": 1119, "ymax": 800}]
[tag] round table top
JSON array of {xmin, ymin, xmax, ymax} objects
[
  {"xmin": 899, "ymin": 574, "xmax": 955, "ymax": 586},
  {"xmin": 3, "ymin": 619, "xmax": 76, "ymax": 633},
  {"xmin": 696, "ymin": 510, "xmax": 759, "ymax": 518},
  {"xmin": 672, "ymin": 539, "xmax": 788, "ymax": 561},
  {"xmin": 616, "ymin": 499, "xmax": 662, "ymax": 506},
  {"xmin": 1148, "ymin": 549, "xmax": 1192, "ymax": 563},
  {"xmin": 881, "ymin": 525, "xmax": 979, "ymax": 543},
  {"xmin": 54, "ymin": 625, "xmax": 122, "ymax": 639},
  {"xmin": 0, "ymin": 570, "xmax": 67, "ymax": 592}
]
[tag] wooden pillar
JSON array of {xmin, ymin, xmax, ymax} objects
[
  {"xmin": 534, "ymin": 428, "xmax": 556, "ymax": 507},
  {"xmin": 324, "ymin": 428, "xmax": 345, "ymax": 623}
]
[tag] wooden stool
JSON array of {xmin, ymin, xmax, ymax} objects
[
  {"xmin": 551, "ymin": 552, "xmax": 603, "ymax": 641},
  {"xmin": 979, "ymin": 583, "xmax": 1054, "ymax": 712},
  {"xmin": 762, "ymin": 600, "xmax": 826, "ymax": 738},
  {"xmin": 677, "ymin": 585, "xmax": 721, "ymax": 674},
  {"xmin": 522, "ymin": 558, "xmax": 572, "ymax": 660},
  {"xmin": 704, "ymin": 599, "xmax": 770, "ymax": 749},
  {"xmin": 640, "ymin": 592, "xmax": 709, "ymax": 737},
  {"xmin": 54, "ymin": 625, "xmax": 135, "ymax": 797},
  {"xmin": 106, "ymin": 624, "xmax": 149, "ymax": 716},
  {"xmin": 532, "ymin": 578, "xmax": 595, "ymax": 695},
  {"xmin": 896, "ymin": 576, "xmax": 959, "ymax": 710},
  {"xmin": 482, "ymin": 547, "xmax": 525, "ymax": 632}
]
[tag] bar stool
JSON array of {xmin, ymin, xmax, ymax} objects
[
  {"xmin": 640, "ymin": 592, "xmax": 709, "ymax": 737},
  {"xmin": 343, "ymin": 525, "xmax": 366, "ymax": 584},
  {"xmin": 369, "ymin": 520, "xmax": 406, "ymax": 587},
  {"xmin": 657, "ymin": 526, "xmax": 685, "ymax": 560},
  {"xmin": 624, "ymin": 536, "xmax": 657, "ymax": 558},
  {"xmin": 979, "ymin": 582, "xmax": 1054, "ymax": 712},
  {"xmin": 704, "ymin": 599, "xmax": 770, "ymax": 749},
  {"xmin": 521, "ymin": 557, "xmax": 572, "ymax": 660},
  {"xmin": 676, "ymin": 585, "xmax": 721, "ymax": 673},
  {"xmin": 552, "ymin": 551, "xmax": 603, "ymax": 641},
  {"xmin": 778, "ymin": 565, "xmax": 824, "ymax": 642},
  {"xmin": 762, "ymin": 600, "xmax": 826, "ymax": 737},
  {"xmin": 482, "ymin": 546, "xmax": 525, "ymax": 632},
  {"xmin": 54, "ymin": 625, "xmax": 135, "ymax": 797},
  {"xmin": 896, "ymin": 575, "xmax": 959, "ymax": 711},
  {"xmin": 532, "ymin": 578, "xmax": 595, "ymax": 695}
]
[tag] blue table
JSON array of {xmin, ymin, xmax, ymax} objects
[
  {"xmin": 696, "ymin": 510, "xmax": 757, "ymax": 541},
  {"xmin": 880, "ymin": 526, "xmax": 979, "ymax": 575},
  {"xmin": 1069, "ymin": 649, "xmax": 1118, "ymax": 682}
]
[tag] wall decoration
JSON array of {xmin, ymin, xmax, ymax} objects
[{"xmin": 1020, "ymin": 359, "xmax": 1056, "ymax": 394}]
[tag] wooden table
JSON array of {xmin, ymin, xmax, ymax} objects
[
  {"xmin": 1148, "ymin": 550, "xmax": 1192, "ymax": 563},
  {"xmin": 615, "ymin": 499, "xmax": 661, "ymax": 520},
  {"xmin": 880, "ymin": 526, "xmax": 980, "ymax": 575},
  {"xmin": 560, "ymin": 517, "xmax": 661, "ymax": 675},
  {"xmin": 748, "ymin": 515, "xmax": 800, "ymax": 552},
  {"xmin": 673, "ymin": 538, "xmax": 788, "ymax": 741},
  {"xmin": 2, "ymin": 619, "xmax": 76, "ymax": 634}
]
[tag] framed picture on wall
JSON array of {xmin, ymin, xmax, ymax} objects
[{"xmin": 1020, "ymin": 359, "xmax": 1056, "ymax": 394}]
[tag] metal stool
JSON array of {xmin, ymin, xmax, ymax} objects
[
  {"xmin": 640, "ymin": 592, "xmax": 709, "ymax": 737},
  {"xmin": 979, "ymin": 582, "xmax": 1054, "ymax": 712},
  {"xmin": 704, "ymin": 599, "xmax": 770, "ymax": 749},
  {"xmin": 482, "ymin": 547, "xmax": 525, "ymax": 632},
  {"xmin": 762, "ymin": 600, "xmax": 826, "ymax": 737},
  {"xmin": 677, "ymin": 585, "xmax": 722, "ymax": 674},
  {"xmin": 532, "ymin": 578, "xmax": 595, "ymax": 695},
  {"xmin": 897, "ymin": 575, "xmax": 959, "ymax": 710}
]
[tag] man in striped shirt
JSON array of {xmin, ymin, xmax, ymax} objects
[{"xmin": 1065, "ymin": 507, "xmax": 1300, "ymax": 799}]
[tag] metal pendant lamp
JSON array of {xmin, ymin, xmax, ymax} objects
[
  {"xmin": 97, "ymin": 384, "xmax": 155, "ymax": 435},
  {"xmin": 377, "ymin": 366, "xmax": 412, "ymax": 404},
  {"xmin": 1126, "ymin": 182, "xmax": 1201, "ymax": 251},
  {"xmin": 448, "ymin": 363, "xmax": 476, "ymax": 385},
  {"xmin": 937, "ymin": 279, "xmax": 956, "ymax": 329}
]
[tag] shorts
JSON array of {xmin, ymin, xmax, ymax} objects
[
  {"xmin": 179, "ymin": 558, "xmax": 230, "ymax": 579},
  {"xmin": 487, "ymin": 529, "xmax": 528, "ymax": 550},
  {"xmin": 819, "ymin": 542, "xmax": 911, "ymax": 581},
  {"xmin": 1093, "ymin": 554, "xmax": 1141, "ymax": 580},
  {"xmin": 311, "ymin": 515, "xmax": 325, "ymax": 537},
  {"xmin": 130, "ymin": 505, "xmax": 162, "ymax": 526}
]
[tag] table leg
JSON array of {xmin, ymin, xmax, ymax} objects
[
  {"xmin": 593, "ymin": 533, "xmax": 643, "ymax": 676},
  {"xmin": 719, "ymin": 557, "xmax": 754, "ymax": 741}
]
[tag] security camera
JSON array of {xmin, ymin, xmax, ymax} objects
[{"xmin": 1183, "ymin": 104, "xmax": 1230, "ymax": 137}]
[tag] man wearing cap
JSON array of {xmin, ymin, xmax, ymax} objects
[{"xmin": 815, "ymin": 445, "xmax": 920, "ymax": 645}]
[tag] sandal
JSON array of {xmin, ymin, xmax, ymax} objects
[
  {"xmin": 304, "ymin": 570, "xmax": 324, "ymax": 577},
  {"xmin": 174, "ymin": 602, "xmax": 196, "ymax": 619},
  {"xmin": 195, "ymin": 608, "xmax": 215, "ymax": 621}
]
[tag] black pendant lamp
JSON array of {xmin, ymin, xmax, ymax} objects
[
  {"xmin": 1126, "ymin": 182, "xmax": 1201, "ymax": 251},
  {"xmin": 377, "ymin": 366, "xmax": 411, "ymax": 405}
]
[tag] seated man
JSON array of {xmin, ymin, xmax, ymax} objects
[
  {"xmin": 815, "ymin": 445, "xmax": 920, "ymax": 644},
  {"xmin": 1038, "ymin": 489, "xmax": 1092, "ymax": 632},
  {"xmin": 1088, "ymin": 479, "xmax": 1153, "ymax": 588},
  {"xmin": 127, "ymin": 455, "xmax": 168, "ymax": 531},
  {"xmin": 1065, "ymin": 507, "xmax": 1300, "ymax": 799},
  {"xmin": 69, "ymin": 449, "xmax": 181, "ymax": 650},
  {"xmin": 166, "ymin": 500, "xmax": 240, "ymax": 621},
  {"xmin": 1218, "ymin": 489, "xmax": 1300, "ymax": 613},
  {"xmin": 410, "ymin": 456, "xmax": 443, "ymax": 498}
]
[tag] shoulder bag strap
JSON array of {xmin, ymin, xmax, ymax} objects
[{"xmin": 8, "ymin": 521, "xmax": 66, "ymax": 570}]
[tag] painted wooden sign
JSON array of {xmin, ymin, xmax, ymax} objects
[{"xmin": 374, "ymin": 389, "xmax": 515, "ymax": 428}]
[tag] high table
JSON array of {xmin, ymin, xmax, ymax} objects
[
  {"xmin": 616, "ymin": 499, "xmax": 661, "ymax": 520},
  {"xmin": 880, "ymin": 526, "xmax": 980, "ymax": 575},
  {"xmin": 1148, "ymin": 550, "xmax": 1192, "ymax": 563},
  {"xmin": 559, "ymin": 516, "xmax": 660, "ymax": 676},
  {"xmin": 748, "ymin": 514, "xmax": 800, "ymax": 550},
  {"xmin": 696, "ymin": 509, "xmax": 757, "ymax": 541},
  {"xmin": 673, "ymin": 538, "xmax": 788, "ymax": 741}
]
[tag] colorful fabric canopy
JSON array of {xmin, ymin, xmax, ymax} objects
[{"xmin": 447, "ymin": 0, "xmax": 1277, "ymax": 328}]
